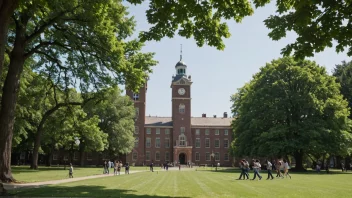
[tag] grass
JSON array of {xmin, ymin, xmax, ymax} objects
[
  {"xmin": 10, "ymin": 168, "xmax": 352, "ymax": 197},
  {"xmin": 11, "ymin": 166, "xmax": 150, "ymax": 183}
]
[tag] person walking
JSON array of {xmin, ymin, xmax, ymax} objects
[
  {"xmin": 118, "ymin": 161, "xmax": 122, "ymax": 175},
  {"xmin": 114, "ymin": 160, "xmax": 118, "ymax": 175},
  {"xmin": 150, "ymin": 161, "xmax": 154, "ymax": 172},
  {"xmin": 251, "ymin": 159, "xmax": 262, "ymax": 180},
  {"xmin": 266, "ymin": 160, "xmax": 274, "ymax": 180},
  {"xmin": 283, "ymin": 159, "xmax": 292, "ymax": 179},
  {"xmin": 125, "ymin": 162, "xmax": 130, "ymax": 174},
  {"xmin": 69, "ymin": 163, "xmax": 74, "ymax": 178},
  {"xmin": 237, "ymin": 160, "xmax": 245, "ymax": 180}
]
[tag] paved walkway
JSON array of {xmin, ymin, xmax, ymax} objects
[{"xmin": 2, "ymin": 170, "xmax": 145, "ymax": 191}]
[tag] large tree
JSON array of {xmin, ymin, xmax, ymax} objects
[
  {"xmin": 231, "ymin": 57, "xmax": 352, "ymax": 170},
  {"xmin": 333, "ymin": 60, "xmax": 352, "ymax": 116},
  {"xmin": 0, "ymin": 0, "xmax": 156, "ymax": 182}
]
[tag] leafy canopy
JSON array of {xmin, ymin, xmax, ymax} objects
[
  {"xmin": 333, "ymin": 60, "xmax": 352, "ymax": 116},
  {"xmin": 231, "ymin": 57, "xmax": 352, "ymax": 161}
]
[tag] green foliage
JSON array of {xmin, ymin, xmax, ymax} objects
[
  {"xmin": 231, "ymin": 57, "xmax": 352, "ymax": 160},
  {"xmin": 85, "ymin": 86, "xmax": 135, "ymax": 155},
  {"xmin": 263, "ymin": 0, "xmax": 352, "ymax": 58},
  {"xmin": 7, "ymin": 0, "xmax": 157, "ymax": 92},
  {"xmin": 333, "ymin": 60, "xmax": 352, "ymax": 115}
]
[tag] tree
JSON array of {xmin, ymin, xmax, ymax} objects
[
  {"xmin": 0, "ymin": 0, "xmax": 156, "ymax": 181},
  {"xmin": 333, "ymin": 61, "xmax": 352, "ymax": 116},
  {"xmin": 84, "ymin": 86, "xmax": 135, "ymax": 157},
  {"xmin": 231, "ymin": 57, "xmax": 352, "ymax": 170}
]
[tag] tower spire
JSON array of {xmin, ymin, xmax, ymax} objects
[{"xmin": 180, "ymin": 44, "xmax": 182, "ymax": 61}]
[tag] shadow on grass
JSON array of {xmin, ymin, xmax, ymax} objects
[{"xmin": 9, "ymin": 185, "xmax": 189, "ymax": 198}]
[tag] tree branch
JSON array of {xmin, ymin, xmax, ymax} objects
[
  {"xmin": 24, "ymin": 41, "xmax": 72, "ymax": 59},
  {"xmin": 32, "ymin": 50, "xmax": 67, "ymax": 70}
]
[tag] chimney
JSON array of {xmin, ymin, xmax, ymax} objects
[
  {"xmin": 223, "ymin": 112, "xmax": 228, "ymax": 118},
  {"xmin": 213, "ymin": 115, "xmax": 217, "ymax": 118},
  {"xmin": 202, "ymin": 113, "xmax": 206, "ymax": 118}
]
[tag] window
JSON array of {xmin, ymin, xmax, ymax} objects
[
  {"xmin": 146, "ymin": 151, "xmax": 150, "ymax": 161},
  {"xmin": 53, "ymin": 154, "xmax": 58, "ymax": 160},
  {"xmin": 133, "ymin": 152, "xmax": 138, "ymax": 161},
  {"xmin": 215, "ymin": 129, "xmax": 220, "ymax": 135},
  {"xmin": 205, "ymin": 138, "xmax": 210, "ymax": 148},
  {"xmin": 205, "ymin": 129, "xmax": 210, "ymax": 135},
  {"xmin": 180, "ymin": 79, "xmax": 186, "ymax": 84},
  {"xmin": 165, "ymin": 138, "xmax": 170, "ymax": 148},
  {"xmin": 224, "ymin": 129, "xmax": 229, "ymax": 136},
  {"xmin": 146, "ymin": 138, "xmax": 151, "ymax": 148},
  {"xmin": 135, "ymin": 137, "xmax": 139, "ymax": 147},
  {"xmin": 206, "ymin": 153, "xmax": 210, "ymax": 161},
  {"xmin": 215, "ymin": 152, "xmax": 220, "ymax": 161},
  {"xmin": 215, "ymin": 139, "xmax": 220, "ymax": 148},
  {"xmin": 133, "ymin": 93, "xmax": 139, "ymax": 101},
  {"xmin": 156, "ymin": 128, "xmax": 160, "ymax": 134},
  {"xmin": 74, "ymin": 152, "xmax": 78, "ymax": 160},
  {"xmin": 195, "ymin": 152, "xmax": 200, "ymax": 161},
  {"xmin": 224, "ymin": 153, "xmax": 230, "ymax": 161},
  {"xmin": 155, "ymin": 138, "xmax": 161, "ymax": 148},
  {"xmin": 146, "ymin": 128, "xmax": 151, "ymax": 134},
  {"xmin": 87, "ymin": 153, "xmax": 92, "ymax": 160},
  {"xmin": 224, "ymin": 139, "xmax": 229, "ymax": 148},
  {"xmin": 180, "ymin": 127, "xmax": 185, "ymax": 134},
  {"xmin": 195, "ymin": 138, "xmax": 201, "ymax": 148},
  {"xmin": 155, "ymin": 152, "xmax": 160, "ymax": 161},
  {"xmin": 165, "ymin": 129, "xmax": 170, "ymax": 135},
  {"xmin": 165, "ymin": 152, "xmax": 170, "ymax": 161},
  {"xmin": 179, "ymin": 103, "xmax": 185, "ymax": 113},
  {"xmin": 179, "ymin": 135, "xmax": 186, "ymax": 146},
  {"xmin": 135, "ymin": 107, "xmax": 139, "ymax": 117},
  {"xmin": 134, "ymin": 126, "xmax": 139, "ymax": 134},
  {"xmin": 196, "ymin": 129, "xmax": 200, "ymax": 135}
]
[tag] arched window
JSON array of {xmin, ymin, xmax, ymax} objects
[{"xmin": 179, "ymin": 103, "xmax": 185, "ymax": 113}]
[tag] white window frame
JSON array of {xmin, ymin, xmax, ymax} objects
[
  {"xmin": 155, "ymin": 137, "xmax": 161, "ymax": 148},
  {"xmin": 224, "ymin": 139, "xmax": 229, "ymax": 148},
  {"xmin": 146, "ymin": 151, "xmax": 150, "ymax": 161},
  {"xmin": 146, "ymin": 128, "xmax": 151, "ymax": 134},
  {"xmin": 180, "ymin": 127, "xmax": 185, "ymax": 134},
  {"xmin": 133, "ymin": 93, "xmax": 139, "ymax": 101},
  {"xmin": 215, "ymin": 129, "xmax": 220, "ymax": 135},
  {"xmin": 205, "ymin": 138, "xmax": 210, "ymax": 148},
  {"xmin": 205, "ymin": 129, "xmax": 210, "ymax": 135},
  {"xmin": 135, "ymin": 137, "xmax": 139, "ymax": 148},
  {"xmin": 155, "ymin": 152, "xmax": 160, "ymax": 161},
  {"xmin": 195, "ymin": 152, "xmax": 200, "ymax": 161},
  {"xmin": 165, "ymin": 138, "xmax": 170, "ymax": 148},
  {"xmin": 205, "ymin": 152, "xmax": 210, "ymax": 161},
  {"xmin": 196, "ymin": 129, "xmax": 200, "ymax": 135},
  {"xmin": 195, "ymin": 138, "xmax": 201, "ymax": 148},
  {"xmin": 215, "ymin": 139, "xmax": 220, "ymax": 148},
  {"xmin": 215, "ymin": 152, "xmax": 220, "ymax": 161},
  {"xmin": 165, "ymin": 129, "xmax": 170, "ymax": 135},
  {"xmin": 179, "ymin": 135, "xmax": 186, "ymax": 146},
  {"xmin": 156, "ymin": 128, "xmax": 160, "ymax": 134},
  {"xmin": 224, "ymin": 129, "xmax": 229, "ymax": 136},
  {"xmin": 146, "ymin": 138, "xmax": 151, "ymax": 148},
  {"xmin": 165, "ymin": 152, "xmax": 170, "ymax": 161}
]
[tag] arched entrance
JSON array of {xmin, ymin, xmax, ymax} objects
[{"xmin": 179, "ymin": 153, "xmax": 186, "ymax": 164}]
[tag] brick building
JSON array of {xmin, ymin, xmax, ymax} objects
[{"xmin": 126, "ymin": 58, "xmax": 234, "ymax": 166}]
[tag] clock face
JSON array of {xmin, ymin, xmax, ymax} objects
[{"xmin": 178, "ymin": 88, "xmax": 186, "ymax": 95}]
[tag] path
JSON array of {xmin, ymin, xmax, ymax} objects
[{"xmin": 2, "ymin": 170, "xmax": 145, "ymax": 191}]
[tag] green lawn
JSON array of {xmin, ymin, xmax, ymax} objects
[
  {"xmin": 12, "ymin": 166, "xmax": 150, "ymax": 183},
  {"xmin": 10, "ymin": 168, "xmax": 352, "ymax": 197}
]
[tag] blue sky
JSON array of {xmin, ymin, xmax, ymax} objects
[{"xmin": 124, "ymin": 1, "xmax": 351, "ymax": 118}]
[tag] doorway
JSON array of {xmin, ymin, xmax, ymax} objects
[{"xmin": 179, "ymin": 153, "xmax": 186, "ymax": 164}]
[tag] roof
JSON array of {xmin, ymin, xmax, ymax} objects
[
  {"xmin": 175, "ymin": 61, "xmax": 187, "ymax": 67},
  {"xmin": 144, "ymin": 116, "xmax": 233, "ymax": 127}
]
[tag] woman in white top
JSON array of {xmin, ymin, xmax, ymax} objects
[{"xmin": 283, "ymin": 159, "xmax": 291, "ymax": 179}]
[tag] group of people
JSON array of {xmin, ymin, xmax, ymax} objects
[
  {"xmin": 104, "ymin": 160, "xmax": 129, "ymax": 175},
  {"xmin": 237, "ymin": 159, "xmax": 291, "ymax": 180},
  {"xmin": 149, "ymin": 161, "xmax": 170, "ymax": 172}
]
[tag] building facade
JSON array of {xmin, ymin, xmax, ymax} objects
[{"xmin": 126, "ymin": 58, "xmax": 234, "ymax": 166}]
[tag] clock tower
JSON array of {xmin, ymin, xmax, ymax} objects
[{"xmin": 171, "ymin": 54, "xmax": 193, "ymax": 165}]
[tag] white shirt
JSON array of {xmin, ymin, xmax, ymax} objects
[
  {"xmin": 267, "ymin": 162, "xmax": 272, "ymax": 170},
  {"xmin": 284, "ymin": 162, "xmax": 289, "ymax": 169}
]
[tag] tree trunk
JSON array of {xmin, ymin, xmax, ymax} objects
[
  {"xmin": 0, "ymin": 19, "xmax": 26, "ymax": 182},
  {"xmin": 293, "ymin": 150, "xmax": 305, "ymax": 171},
  {"xmin": 0, "ymin": 0, "xmax": 19, "ymax": 78}
]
